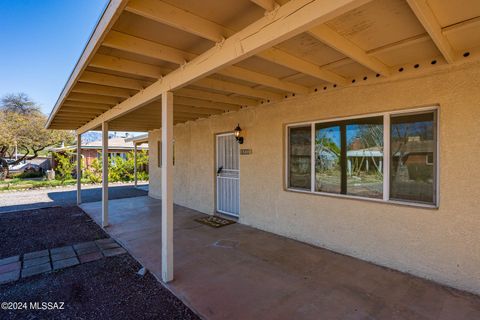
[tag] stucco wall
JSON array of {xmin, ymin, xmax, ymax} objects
[{"xmin": 148, "ymin": 61, "xmax": 480, "ymax": 294}]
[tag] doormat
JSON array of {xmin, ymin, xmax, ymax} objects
[{"xmin": 195, "ymin": 216, "xmax": 236, "ymax": 228}]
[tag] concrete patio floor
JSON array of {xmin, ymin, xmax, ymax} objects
[{"xmin": 80, "ymin": 196, "xmax": 480, "ymax": 320}]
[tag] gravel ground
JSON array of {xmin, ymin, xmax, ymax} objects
[
  {"xmin": 0, "ymin": 183, "xmax": 148, "ymax": 213},
  {"xmin": 0, "ymin": 206, "xmax": 108, "ymax": 259},
  {"xmin": 0, "ymin": 206, "xmax": 199, "ymax": 320},
  {"xmin": 0, "ymin": 255, "xmax": 199, "ymax": 320}
]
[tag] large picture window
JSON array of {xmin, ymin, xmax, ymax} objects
[{"xmin": 286, "ymin": 108, "xmax": 438, "ymax": 206}]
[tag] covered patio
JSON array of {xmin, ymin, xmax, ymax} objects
[
  {"xmin": 80, "ymin": 196, "xmax": 480, "ymax": 320},
  {"xmin": 46, "ymin": 0, "xmax": 480, "ymax": 303}
]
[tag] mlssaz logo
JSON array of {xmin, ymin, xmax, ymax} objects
[{"xmin": 29, "ymin": 302, "xmax": 65, "ymax": 310}]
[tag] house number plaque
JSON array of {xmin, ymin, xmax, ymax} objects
[{"xmin": 240, "ymin": 148, "xmax": 252, "ymax": 155}]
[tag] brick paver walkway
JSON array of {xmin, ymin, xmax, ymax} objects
[{"xmin": 0, "ymin": 238, "xmax": 126, "ymax": 284}]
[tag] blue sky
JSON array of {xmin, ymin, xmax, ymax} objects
[{"xmin": 0, "ymin": 0, "xmax": 109, "ymax": 115}]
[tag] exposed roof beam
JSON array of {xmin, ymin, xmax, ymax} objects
[
  {"xmin": 194, "ymin": 78, "xmax": 283, "ymax": 100},
  {"xmin": 56, "ymin": 115, "xmax": 95, "ymax": 121},
  {"xmin": 257, "ymin": 48, "xmax": 348, "ymax": 85},
  {"xmin": 442, "ymin": 15, "xmax": 480, "ymax": 34},
  {"xmin": 125, "ymin": 0, "xmax": 228, "ymax": 42},
  {"xmin": 77, "ymin": 0, "xmax": 372, "ymax": 133},
  {"xmin": 60, "ymin": 108, "xmax": 105, "ymax": 115},
  {"xmin": 406, "ymin": 0, "xmax": 457, "ymax": 63},
  {"xmin": 367, "ymin": 33, "xmax": 430, "ymax": 56},
  {"xmin": 102, "ymin": 30, "xmax": 196, "ymax": 64},
  {"xmin": 173, "ymin": 104, "xmax": 223, "ymax": 115},
  {"xmin": 250, "ymin": 0, "xmax": 277, "ymax": 12},
  {"xmin": 67, "ymin": 93, "xmax": 120, "ymax": 105},
  {"xmin": 90, "ymin": 54, "xmax": 163, "ymax": 79},
  {"xmin": 62, "ymin": 101, "xmax": 111, "ymax": 110},
  {"xmin": 126, "ymin": 0, "xmax": 346, "ymax": 86},
  {"xmin": 72, "ymin": 83, "xmax": 135, "ymax": 98},
  {"xmin": 308, "ymin": 25, "xmax": 391, "ymax": 76},
  {"xmin": 105, "ymin": 31, "xmax": 309, "ymax": 94},
  {"xmin": 79, "ymin": 71, "xmax": 149, "ymax": 90},
  {"xmin": 174, "ymin": 96, "xmax": 241, "ymax": 112},
  {"xmin": 217, "ymin": 66, "xmax": 310, "ymax": 94},
  {"xmin": 175, "ymin": 88, "xmax": 258, "ymax": 106},
  {"xmin": 90, "ymin": 52, "xmax": 275, "ymax": 100}
]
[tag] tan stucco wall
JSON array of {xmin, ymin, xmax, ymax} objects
[{"xmin": 148, "ymin": 61, "xmax": 480, "ymax": 294}]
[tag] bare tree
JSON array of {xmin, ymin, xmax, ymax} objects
[{"xmin": 0, "ymin": 93, "xmax": 74, "ymax": 179}]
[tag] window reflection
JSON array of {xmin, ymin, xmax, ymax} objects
[
  {"xmin": 346, "ymin": 117, "xmax": 383, "ymax": 199},
  {"xmin": 390, "ymin": 112, "xmax": 436, "ymax": 204},
  {"xmin": 288, "ymin": 126, "xmax": 311, "ymax": 190},
  {"xmin": 315, "ymin": 125, "xmax": 341, "ymax": 193}
]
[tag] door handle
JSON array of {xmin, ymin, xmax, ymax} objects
[{"xmin": 217, "ymin": 166, "xmax": 223, "ymax": 174}]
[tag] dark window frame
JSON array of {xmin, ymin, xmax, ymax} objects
[{"xmin": 285, "ymin": 107, "xmax": 439, "ymax": 208}]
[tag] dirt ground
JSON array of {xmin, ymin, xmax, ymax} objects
[
  {"xmin": 0, "ymin": 206, "xmax": 199, "ymax": 320},
  {"xmin": 0, "ymin": 206, "xmax": 107, "ymax": 258}
]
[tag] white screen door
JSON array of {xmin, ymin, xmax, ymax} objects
[{"xmin": 216, "ymin": 133, "xmax": 240, "ymax": 217}]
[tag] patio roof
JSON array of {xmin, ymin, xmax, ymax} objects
[{"xmin": 46, "ymin": 0, "xmax": 480, "ymax": 132}]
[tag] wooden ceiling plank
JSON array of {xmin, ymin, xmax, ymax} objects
[
  {"xmin": 195, "ymin": 78, "xmax": 282, "ymax": 100},
  {"xmin": 59, "ymin": 109, "xmax": 104, "ymax": 115},
  {"xmin": 257, "ymin": 48, "xmax": 349, "ymax": 85},
  {"xmin": 102, "ymin": 30, "xmax": 196, "ymax": 64},
  {"xmin": 91, "ymin": 52, "xmax": 275, "ymax": 100},
  {"xmin": 218, "ymin": 66, "xmax": 310, "ymax": 94},
  {"xmin": 406, "ymin": 0, "xmax": 457, "ymax": 63},
  {"xmin": 77, "ymin": 0, "xmax": 373, "ymax": 134},
  {"xmin": 89, "ymin": 53, "xmax": 164, "ymax": 79},
  {"xmin": 72, "ymin": 82, "xmax": 135, "ymax": 98},
  {"xmin": 125, "ymin": 0, "xmax": 227, "ymax": 42},
  {"xmin": 63, "ymin": 101, "xmax": 111, "ymax": 110},
  {"xmin": 250, "ymin": 0, "xmax": 277, "ymax": 12},
  {"xmin": 67, "ymin": 93, "xmax": 120, "ymax": 105},
  {"xmin": 126, "ymin": 0, "xmax": 348, "ymax": 86},
  {"xmin": 308, "ymin": 25, "xmax": 391, "ymax": 76},
  {"xmin": 79, "ymin": 71, "xmax": 148, "ymax": 90},
  {"xmin": 442, "ymin": 15, "xmax": 480, "ymax": 34},
  {"xmin": 105, "ymin": 31, "xmax": 309, "ymax": 94},
  {"xmin": 124, "ymin": 0, "xmax": 346, "ymax": 88},
  {"xmin": 173, "ymin": 104, "xmax": 223, "ymax": 115},
  {"xmin": 176, "ymin": 88, "xmax": 258, "ymax": 106},
  {"xmin": 174, "ymin": 96, "xmax": 241, "ymax": 111}
]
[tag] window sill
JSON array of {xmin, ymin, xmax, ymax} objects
[{"xmin": 285, "ymin": 187, "xmax": 438, "ymax": 210}]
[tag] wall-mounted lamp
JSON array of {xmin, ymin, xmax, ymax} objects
[{"xmin": 234, "ymin": 124, "xmax": 244, "ymax": 144}]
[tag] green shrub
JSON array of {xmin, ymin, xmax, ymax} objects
[
  {"xmin": 137, "ymin": 171, "xmax": 149, "ymax": 181},
  {"xmin": 16, "ymin": 171, "xmax": 45, "ymax": 179},
  {"xmin": 82, "ymin": 151, "xmax": 149, "ymax": 183},
  {"xmin": 54, "ymin": 152, "xmax": 76, "ymax": 183},
  {"xmin": 84, "ymin": 158, "xmax": 102, "ymax": 184}
]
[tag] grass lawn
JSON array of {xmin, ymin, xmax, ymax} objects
[{"xmin": 0, "ymin": 178, "xmax": 91, "ymax": 192}]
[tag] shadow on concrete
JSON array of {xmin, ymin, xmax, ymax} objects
[{"xmin": 0, "ymin": 185, "xmax": 148, "ymax": 213}]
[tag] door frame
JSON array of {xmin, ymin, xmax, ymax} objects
[{"xmin": 215, "ymin": 132, "xmax": 240, "ymax": 218}]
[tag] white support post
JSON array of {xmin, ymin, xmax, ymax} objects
[
  {"xmin": 134, "ymin": 143, "xmax": 138, "ymax": 187},
  {"xmin": 102, "ymin": 122, "xmax": 109, "ymax": 227},
  {"xmin": 161, "ymin": 91, "xmax": 174, "ymax": 282},
  {"xmin": 76, "ymin": 134, "xmax": 82, "ymax": 205}
]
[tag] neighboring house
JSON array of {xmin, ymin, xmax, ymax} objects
[
  {"xmin": 45, "ymin": 0, "xmax": 480, "ymax": 297},
  {"xmin": 50, "ymin": 136, "xmax": 148, "ymax": 169}
]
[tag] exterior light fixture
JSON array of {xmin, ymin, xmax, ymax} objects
[{"xmin": 234, "ymin": 124, "xmax": 244, "ymax": 144}]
